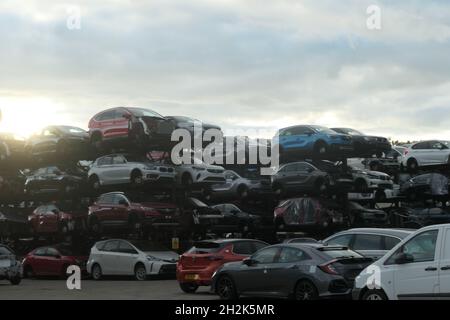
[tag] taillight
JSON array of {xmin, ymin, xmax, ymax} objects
[
  {"xmin": 318, "ymin": 261, "xmax": 339, "ymax": 275},
  {"xmin": 274, "ymin": 207, "xmax": 285, "ymax": 217}
]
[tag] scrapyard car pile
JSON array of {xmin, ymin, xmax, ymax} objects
[{"xmin": 0, "ymin": 107, "xmax": 450, "ymax": 300}]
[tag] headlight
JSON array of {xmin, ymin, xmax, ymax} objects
[
  {"xmin": 147, "ymin": 255, "xmax": 163, "ymax": 261},
  {"xmin": 192, "ymin": 166, "xmax": 206, "ymax": 171}
]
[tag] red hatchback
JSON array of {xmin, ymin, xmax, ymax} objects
[
  {"xmin": 22, "ymin": 245, "xmax": 88, "ymax": 278},
  {"xmin": 176, "ymin": 239, "xmax": 268, "ymax": 293},
  {"xmin": 88, "ymin": 107, "xmax": 175, "ymax": 149}
]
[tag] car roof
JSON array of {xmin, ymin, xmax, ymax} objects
[
  {"xmin": 195, "ymin": 239, "xmax": 266, "ymax": 245},
  {"xmin": 326, "ymin": 228, "xmax": 415, "ymax": 239}
]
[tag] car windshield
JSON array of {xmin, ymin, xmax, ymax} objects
[
  {"xmin": 130, "ymin": 241, "xmax": 169, "ymax": 252},
  {"xmin": 124, "ymin": 154, "xmax": 150, "ymax": 162},
  {"xmin": 187, "ymin": 241, "xmax": 225, "ymax": 254},
  {"xmin": 318, "ymin": 247, "xmax": 363, "ymax": 259},
  {"xmin": 310, "ymin": 125, "xmax": 337, "ymax": 135},
  {"xmin": 127, "ymin": 107, "xmax": 164, "ymax": 118},
  {"xmin": 340, "ymin": 128, "xmax": 363, "ymax": 136},
  {"xmin": 0, "ymin": 246, "xmax": 12, "ymax": 255},
  {"xmin": 58, "ymin": 126, "xmax": 86, "ymax": 134}
]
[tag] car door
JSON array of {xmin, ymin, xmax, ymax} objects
[
  {"xmin": 294, "ymin": 163, "xmax": 315, "ymax": 189},
  {"xmin": 278, "ymin": 126, "xmax": 313, "ymax": 150},
  {"xmin": 44, "ymin": 247, "xmax": 63, "ymax": 275},
  {"xmin": 94, "ymin": 194, "xmax": 116, "ymax": 225},
  {"xmin": 98, "ymin": 110, "xmax": 117, "ymax": 139},
  {"xmin": 387, "ymin": 229, "xmax": 440, "ymax": 299},
  {"xmin": 412, "ymin": 141, "xmax": 432, "ymax": 165},
  {"xmin": 96, "ymin": 156, "xmax": 115, "ymax": 185},
  {"xmin": 278, "ymin": 163, "xmax": 299, "ymax": 189},
  {"xmin": 110, "ymin": 155, "xmax": 130, "ymax": 184},
  {"xmin": 234, "ymin": 246, "xmax": 282, "ymax": 294},
  {"xmin": 427, "ymin": 141, "xmax": 446, "ymax": 165},
  {"xmin": 112, "ymin": 108, "xmax": 130, "ymax": 138},
  {"xmin": 438, "ymin": 226, "xmax": 450, "ymax": 298},
  {"xmin": 116, "ymin": 241, "xmax": 139, "ymax": 275},
  {"xmin": 41, "ymin": 205, "xmax": 59, "ymax": 233},
  {"xmin": 31, "ymin": 247, "xmax": 49, "ymax": 275},
  {"xmin": 111, "ymin": 194, "xmax": 131, "ymax": 226},
  {"xmin": 100, "ymin": 240, "xmax": 120, "ymax": 275}
]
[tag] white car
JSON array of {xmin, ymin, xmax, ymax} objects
[
  {"xmin": 353, "ymin": 223, "xmax": 450, "ymax": 300},
  {"xmin": 87, "ymin": 239, "xmax": 179, "ymax": 281},
  {"xmin": 88, "ymin": 153, "xmax": 175, "ymax": 190},
  {"xmin": 174, "ymin": 157, "xmax": 226, "ymax": 187},
  {"xmin": 401, "ymin": 140, "xmax": 450, "ymax": 171},
  {"xmin": 0, "ymin": 245, "xmax": 22, "ymax": 285},
  {"xmin": 351, "ymin": 167, "xmax": 393, "ymax": 192}
]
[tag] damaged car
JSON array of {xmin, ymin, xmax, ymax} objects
[
  {"xmin": 400, "ymin": 173, "xmax": 449, "ymax": 202},
  {"xmin": 331, "ymin": 127, "xmax": 391, "ymax": 157},
  {"xmin": 0, "ymin": 244, "xmax": 22, "ymax": 285}
]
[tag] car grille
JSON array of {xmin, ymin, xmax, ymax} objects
[
  {"xmin": 159, "ymin": 167, "xmax": 174, "ymax": 173},
  {"xmin": 378, "ymin": 183, "xmax": 392, "ymax": 189},
  {"xmin": 159, "ymin": 264, "xmax": 176, "ymax": 274}
]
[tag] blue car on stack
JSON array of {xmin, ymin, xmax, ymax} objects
[{"xmin": 273, "ymin": 125, "xmax": 353, "ymax": 158}]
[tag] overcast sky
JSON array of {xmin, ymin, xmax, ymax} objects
[{"xmin": 1, "ymin": 0, "xmax": 450, "ymax": 141}]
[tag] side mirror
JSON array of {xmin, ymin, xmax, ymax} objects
[
  {"xmin": 118, "ymin": 199, "xmax": 129, "ymax": 206},
  {"xmin": 123, "ymin": 113, "xmax": 132, "ymax": 120},
  {"xmin": 394, "ymin": 252, "xmax": 414, "ymax": 265},
  {"xmin": 243, "ymin": 258, "xmax": 256, "ymax": 266}
]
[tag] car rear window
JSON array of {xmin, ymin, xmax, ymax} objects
[
  {"xmin": 187, "ymin": 242, "xmax": 225, "ymax": 254},
  {"xmin": 318, "ymin": 247, "xmax": 362, "ymax": 259}
]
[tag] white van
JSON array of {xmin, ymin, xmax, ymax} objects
[{"xmin": 353, "ymin": 223, "xmax": 450, "ymax": 300}]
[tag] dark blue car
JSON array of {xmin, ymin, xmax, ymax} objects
[{"xmin": 273, "ymin": 125, "xmax": 353, "ymax": 158}]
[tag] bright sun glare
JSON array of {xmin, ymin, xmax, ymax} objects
[{"xmin": 0, "ymin": 97, "xmax": 74, "ymax": 138}]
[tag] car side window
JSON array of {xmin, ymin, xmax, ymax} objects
[
  {"xmin": 252, "ymin": 241, "xmax": 267, "ymax": 253},
  {"xmin": 384, "ymin": 236, "xmax": 401, "ymax": 250},
  {"xmin": 353, "ymin": 234, "xmax": 383, "ymax": 250},
  {"xmin": 34, "ymin": 248, "xmax": 47, "ymax": 256},
  {"xmin": 232, "ymin": 242, "xmax": 255, "ymax": 255},
  {"xmin": 98, "ymin": 194, "xmax": 114, "ymax": 204},
  {"xmin": 297, "ymin": 163, "xmax": 314, "ymax": 172},
  {"xmin": 251, "ymin": 247, "xmax": 280, "ymax": 264},
  {"xmin": 118, "ymin": 241, "xmax": 138, "ymax": 254},
  {"xmin": 386, "ymin": 230, "xmax": 439, "ymax": 264},
  {"xmin": 277, "ymin": 247, "xmax": 309, "ymax": 263},
  {"xmin": 412, "ymin": 142, "xmax": 430, "ymax": 150},
  {"xmin": 97, "ymin": 110, "xmax": 115, "ymax": 121},
  {"xmin": 327, "ymin": 234, "xmax": 353, "ymax": 247},
  {"xmin": 113, "ymin": 195, "xmax": 128, "ymax": 205},
  {"xmin": 102, "ymin": 241, "xmax": 120, "ymax": 252},
  {"xmin": 46, "ymin": 248, "xmax": 60, "ymax": 257},
  {"xmin": 98, "ymin": 157, "xmax": 113, "ymax": 166},
  {"xmin": 112, "ymin": 155, "xmax": 126, "ymax": 164}
]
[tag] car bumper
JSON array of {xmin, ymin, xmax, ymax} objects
[
  {"xmin": 177, "ymin": 268, "xmax": 215, "ymax": 286},
  {"xmin": 329, "ymin": 143, "xmax": 354, "ymax": 153},
  {"xmin": 142, "ymin": 171, "xmax": 175, "ymax": 184},
  {"xmin": 352, "ymin": 288, "xmax": 362, "ymax": 300}
]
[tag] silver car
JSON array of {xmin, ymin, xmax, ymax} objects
[
  {"xmin": 323, "ymin": 228, "xmax": 414, "ymax": 260},
  {"xmin": 87, "ymin": 239, "xmax": 179, "ymax": 281},
  {"xmin": 88, "ymin": 153, "xmax": 175, "ymax": 190},
  {"xmin": 0, "ymin": 245, "xmax": 22, "ymax": 285},
  {"xmin": 210, "ymin": 170, "xmax": 271, "ymax": 199},
  {"xmin": 351, "ymin": 167, "xmax": 393, "ymax": 192}
]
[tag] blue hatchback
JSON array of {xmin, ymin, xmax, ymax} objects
[{"xmin": 273, "ymin": 125, "xmax": 353, "ymax": 157}]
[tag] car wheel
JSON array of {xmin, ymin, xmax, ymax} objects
[
  {"xmin": 313, "ymin": 141, "xmax": 328, "ymax": 158},
  {"xmin": 91, "ymin": 264, "xmax": 102, "ymax": 280},
  {"xmin": 89, "ymin": 175, "xmax": 100, "ymax": 192},
  {"xmin": 294, "ymin": 280, "xmax": 318, "ymax": 301},
  {"xmin": 134, "ymin": 263, "xmax": 147, "ymax": 281},
  {"xmin": 216, "ymin": 275, "xmax": 238, "ymax": 300},
  {"xmin": 131, "ymin": 170, "xmax": 143, "ymax": 187},
  {"xmin": 407, "ymin": 158, "xmax": 418, "ymax": 172},
  {"xmin": 179, "ymin": 282, "xmax": 199, "ymax": 293},
  {"xmin": 355, "ymin": 179, "xmax": 368, "ymax": 193},
  {"xmin": 362, "ymin": 289, "xmax": 388, "ymax": 301},
  {"xmin": 23, "ymin": 265, "xmax": 34, "ymax": 279},
  {"xmin": 10, "ymin": 276, "xmax": 21, "ymax": 285},
  {"xmin": 237, "ymin": 185, "xmax": 249, "ymax": 199}
]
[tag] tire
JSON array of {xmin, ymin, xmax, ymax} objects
[
  {"xmin": 294, "ymin": 280, "xmax": 318, "ymax": 300},
  {"xmin": 131, "ymin": 170, "xmax": 143, "ymax": 187},
  {"xmin": 355, "ymin": 179, "xmax": 368, "ymax": 193},
  {"xmin": 313, "ymin": 141, "xmax": 328, "ymax": 158},
  {"xmin": 407, "ymin": 158, "xmax": 418, "ymax": 172},
  {"xmin": 91, "ymin": 263, "xmax": 102, "ymax": 280},
  {"xmin": 216, "ymin": 275, "xmax": 238, "ymax": 300},
  {"xmin": 23, "ymin": 265, "xmax": 34, "ymax": 279},
  {"xmin": 10, "ymin": 276, "xmax": 21, "ymax": 285},
  {"xmin": 361, "ymin": 289, "xmax": 388, "ymax": 301},
  {"xmin": 89, "ymin": 175, "xmax": 100, "ymax": 192},
  {"xmin": 314, "ymin": 179, "xmax": 328, "ymax": 196},
  {"xmin": 134, "ymin": 263, "xmax": 147, "ymax": 281},
  {"xmin": 179, "ymin": 282, "xmax": 199, "ymax": 293},
  {"xmin": 237, "ymin": 185, "xmax": 249, "ymax": 199},
  {"xmin": 182, "ymin": 174, "xmax": 193, "ymax": 189}
]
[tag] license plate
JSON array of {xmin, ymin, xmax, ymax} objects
[{"xmin": 185, "ymin": 274, "xmax": 199, "ymax": 280}]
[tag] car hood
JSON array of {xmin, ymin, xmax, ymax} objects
[
  {"xmin": 132, "ymin": 202, "xmax": 178, "ymax": 210},
  {"xmin": 144, "ymin": 251, "xmax": 179, "ymax": 262}
]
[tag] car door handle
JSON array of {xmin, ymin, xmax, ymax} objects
[
  {"xmin": 425, "ymin": 267, "xmax": 437, "ymax": 271},
  {"xmin": 441, "ymin": 266, "xmax": 450, "ymax": 271}
]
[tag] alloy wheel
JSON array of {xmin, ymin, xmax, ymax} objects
[{"xmin": 295, "ymin": 281, "xmax": 317, "ymax": 300}]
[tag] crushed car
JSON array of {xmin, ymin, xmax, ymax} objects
[{"xmin": 0, "ymin": 244, "xmax": 22, "ymax": 285}]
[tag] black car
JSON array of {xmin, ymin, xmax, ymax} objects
[
  {"xmin": 362, "ymin": 146, "xmax": 405, "ymax": 176},
  {"xmin": 331, "ymin": 128, "xmax": 391, "ymax": 157},
  {"xmin": 345, "ymin": 201, "xmax": 388, "ymax": 227},
  {"xmin": 391, "ymin": 207, "xmax": 450, "ymax": 228},
  {"xmin": 184, "ymin": 198, "xmax": 260, "ymax": 237},
  {"xmin": 25, "ymin": 125, "xmax": 89, "ymax": 160},
  {"xmin": 166, "ymin": 116, "xmax": 222, "ymax": 147},
  {"xmin": 211, "ymin": 243, "xmax": 373, "ymax": 300},
  {"xmin": 24, "ymin": 165, "xmax": 86, "ymax": 198},
  {"xmin": 400, "ymin": 173, "xmax": 449, "ymax": 202}
]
